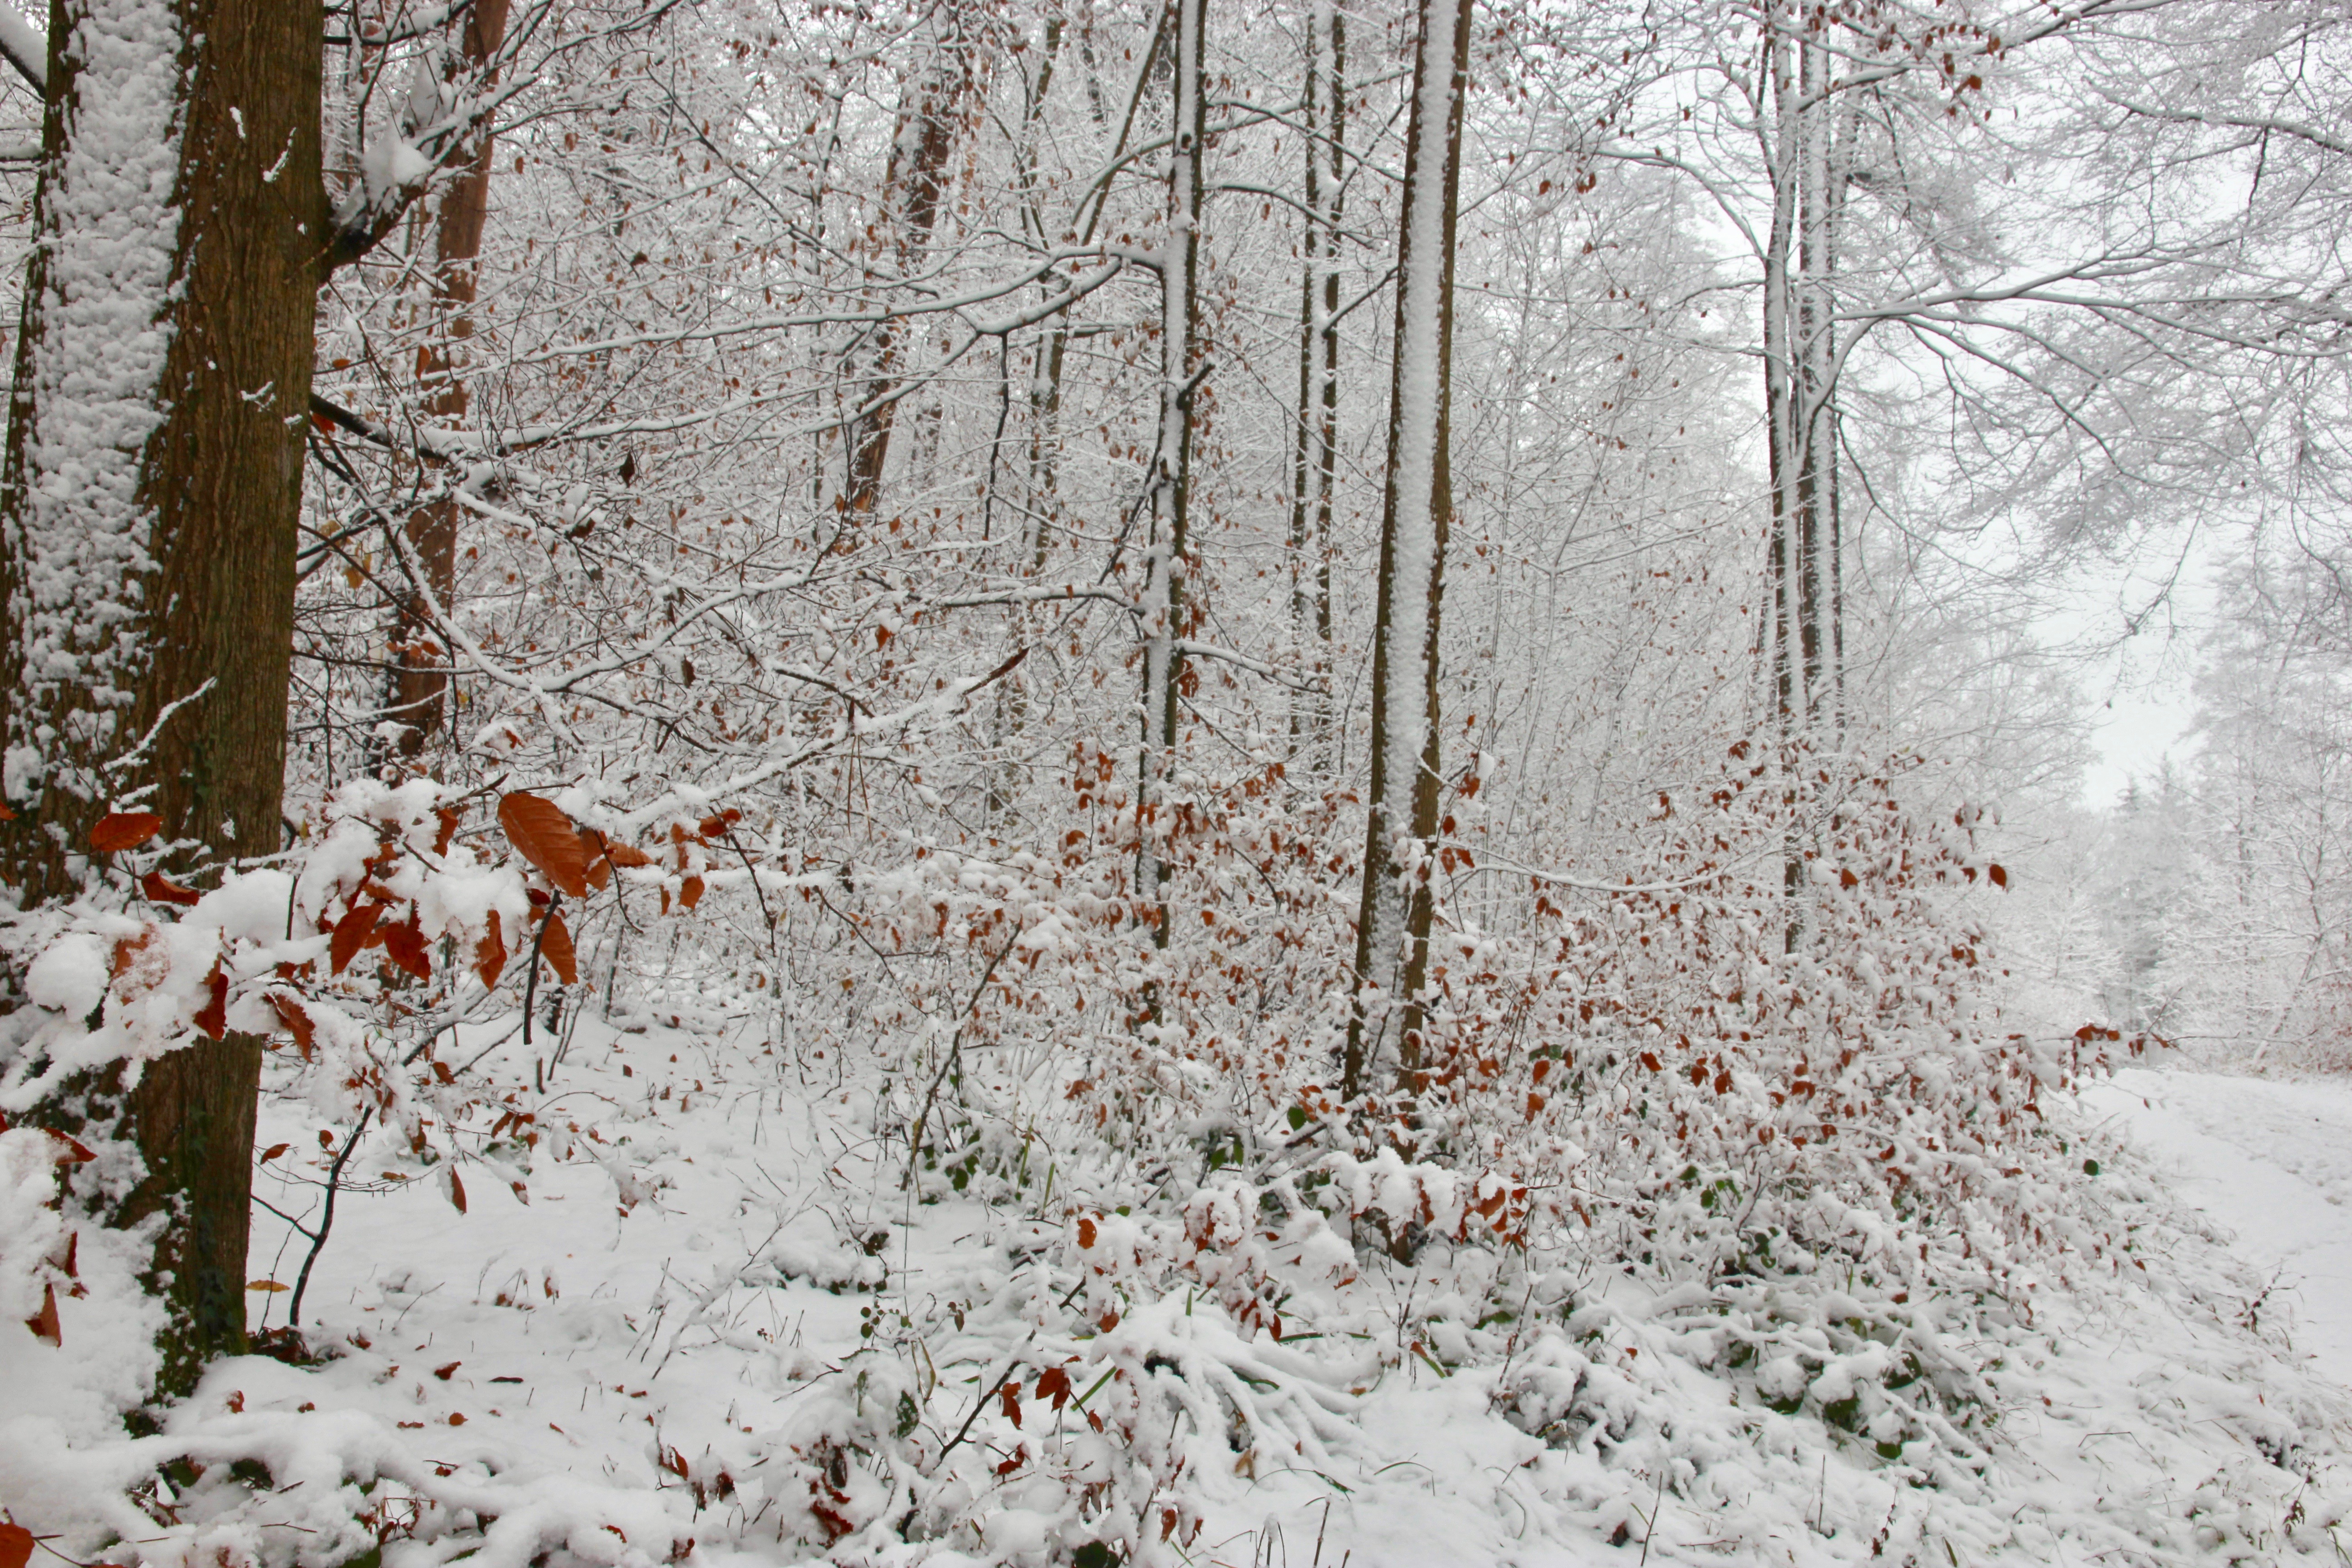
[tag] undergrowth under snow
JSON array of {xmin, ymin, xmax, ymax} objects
[{"xmin": 5, "ymin": 1016, "xmax": 2349, "ymax": 1568}]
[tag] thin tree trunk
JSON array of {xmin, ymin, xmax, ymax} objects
[
  {"xmin": 1822, "ymin": 78, "xmax": 1860, "ymax": 735},
  {"xmin": 1760, "ymin": 11, "xmax": 1808, "ymax": 950},
  {"xmin": 1761, "ymin": 15, "xmax": 1800, "ymax": 739},
  {"xmin": 387, "ymin": 0, "xmax": 511, "ymax": 763},
  {"xmin": 844, "ymin": 20, "xmax": 972, "ymax": 517},
  {"xmin": 1342, "ymin": 0, "xmax": 1472, "ymax": 1104},
  {"xmin": 1796, "ymin": 24, "xmax": 1826, "ymax": 722},
  {"xmin": 989, "ymin": 14, "xmax": 1066, "ymax": 834},
  {"xmin": 1136, "ymin": 0, "xmax": 1204, "ymax": 968},
  {"xmin": 0, "ymin": 0, "xmax": 323, "ymax": 1397},
  {"xmin": 1288, "ymin": 0, "xmax": 1343, "ymax": 773},
  {"xmin": 1017, "ymin": 15, "xmax": 1067, "ymax": 570}
]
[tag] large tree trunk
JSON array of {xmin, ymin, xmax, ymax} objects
[
  {"xmin": 1134, "ymin": 0, "xmax": 1204, "ymax": 968},
  {"xmin": 0, "ymin": 0, "xmax": 322, "ymax": 1397},
  {"xmin": 1342, "ymin": 0, "xmax": 1471, "ymax": 1105},
  {"xmin": 387, "ymin": 0, "xmax": 511, "ymax": 763}
]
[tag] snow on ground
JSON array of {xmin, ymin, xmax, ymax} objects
[
  {"xmin": 19, "ymin": 1037, "xmax": 2352, "ymax": 1565},
  {"xmin": 202, "ymin": 1034, "xmax": 2352, "ymax": 1561},
  {"xmin": 2088, "ymin": 1066, "xmax": 2352, "ymax": 1392}
]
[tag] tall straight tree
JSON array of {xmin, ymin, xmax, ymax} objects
[
  {"xmin": 1763, "ymin": 0, "xmax": 1847, "ymax": 743},
  {"xmin": 387, "ymin": 0, "xmax": 514, "ymax": 763},
  {"xmin": 1136, "ymin": 0, "xmax": 1205, "ymax": 961},
  {"xmin": 0, "ymin": 0, "xmax": 322, "ymax": 1393},
  {"xmin": 1288, "ymin": 0, "xmax": 1344, "ymax": 772},
  {"xmin": 1343, "ymin": 0, "xmax": 1472, "ymax": 1103},
  {"xmin": 843, "ymin": 12, "xmax": 977, "ymax": 517}
]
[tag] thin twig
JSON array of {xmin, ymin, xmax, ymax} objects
[{"xmin": 289, "ymin": 1106, "xmax": 373, "ymax": 1328}]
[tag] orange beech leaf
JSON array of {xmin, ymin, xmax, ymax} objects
[
  {"xmin": 24, "ymin": 1283, "xmax": 60, "ymax": 1347},
  {"xmin": 194, "ymin": 965, "xmax": 228, "ymax": 1041},
  {"xmin": 46, "ymin": 1132, "xmax": 95, "ymax": 1165},
  {"xmin": 601, "ymin": 838, "xmax": 654, "ymax": 868},
  {"xmin": 90, "ymin": 812, "xmax": 162, "ymax": 853},
  {"xmin": 1036, "ymin": 1366, "xmax": 1073, "ymax": 1410},
  {"xmin": 0, "ymin": 803, "xmax": 13, "ymax": 822},
  {"xmin": 434, "ymin": 807, "xmax": 462, "ymax": 856},
  {"xmin": 140, "ymin": 869, "xmax": 202, "ymax": 906},
  {"xmin": 499, "ymin": 792, "xmax": 589, "ymax": 897},
  {"xmin": 475, "ymin": 911, "xmax": 507, "ymax": 989},
  {"xmin": 998, "ymin": 1380, "xmax": 1022, "ymax": 1429},
  {"xmin": 541, "ymin": 911, "xmax": 578, "ymax": 985},
  {"xmin": 381, "ymin": 912, "xmax": 431, "ymax": 981},
  {"xmin": 445, "ymin": 1166, "xmax": 468, "ymax": 1214},
  {"xmin": 270, "ymin": 995, "xmax": 316, "ymax": 1059},
  {"xmin": 330, "ymin": 902, "xmax": 382, "ymax": 974},
  {"xmin": 111, "ymin": 928, "xmax": 157, "ymax": 979},
  {"xmin": 0, "ymin": 1523, "xmax": 31, "ymax": 1568},
  {"xmin": 677, "ymin": 876, "xmax": 706, "ymax": 911}
]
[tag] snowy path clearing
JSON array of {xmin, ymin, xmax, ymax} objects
[{"xmin": 2089, "ymin": 1067, "xmax": 2352, "ymax": 1393}]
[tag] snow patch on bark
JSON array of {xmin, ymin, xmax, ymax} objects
[{"xmin": 6, "ymin": 0, "xmax": 185, "ymax": 799}]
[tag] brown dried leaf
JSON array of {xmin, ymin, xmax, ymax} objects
[
  {"xmin": 1036, "ymin": 1366, "xmax": 1073, "ymax": 1410},
  {"xmin": 541, "ymin": 911, "xmax": 578, "ymax": 985},
  {"xmin": 194, "ymin": 965, "xmax": 228, "ymax": 1041},
  {"xmin": 499, "ymin": 792, "xmax": 589, "ymax": 897},
  {"xmin": 475, "ymin": 910, "xmax": 507, "ymax": 990},
  {"xmin": 90, "ymin": 812, "xmax": 162, "ymax": 853},
  {"xmin": 23, "ymin": 1282, "xmax": 59, "ymax": 1347},
  {"xmin": 382, "ymin": 911, "xmax": 431, "ymax": 981},
  {"xmin": 111, "ymin": 928, "xmax": 157, "ymax": 979},
  {"xmin": 600, "ymin": 838, "xmax": 654, "ymax": 868},
  {"xmin": 331, "ymin": 902, "xmax": 382, "ymax": 975},
  {"xmin": 270, "ymin": 994, "xmax": 316, "ymax": 1060},
  {"xmin": 141, "ymin": 869, "xmax": 202, "ymax": 906}
]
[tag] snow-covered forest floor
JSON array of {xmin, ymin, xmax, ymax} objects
[
  {"xmin": 15, "ymin": 1024, "xmax": 2352, "ymax": 1568},
  {"xmin": 2092, "ymin": 1068, "xmax": 2352, "ymax": 1407},
  {"xmin": 6, "ymin": 0, "xmax": 2352, "ymax": 1560}
]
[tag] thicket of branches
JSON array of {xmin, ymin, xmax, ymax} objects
[{"xmin": 1, "ymin": 0, "xmax": 2348, "ymax": 1558}]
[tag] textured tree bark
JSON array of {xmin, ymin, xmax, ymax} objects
[
  {"xmin": 1343, "ymin": 0, "xmax": 1471, "ymax": 1104},
  {"xmin": 0, "ymin": 0, "xmax": 322, "ymax": 1397},
  {"xmin": 1288, "ymin": 0, "xmax": 1343, "ymax": 772},
  {"xmin": 843, "ymin": 21, "xmax": 971, "ymax": 517},
  {"xmin": 1135, "ymin": 0, "xmax": 1204, "ymax": 970},
  {"xmin": 1764, "ymin": 6, "xmax": 1851, "ymax": 951},
  {"xmin": 387, "ymin": 0, "xmax": 511, "ymax": 763}
]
